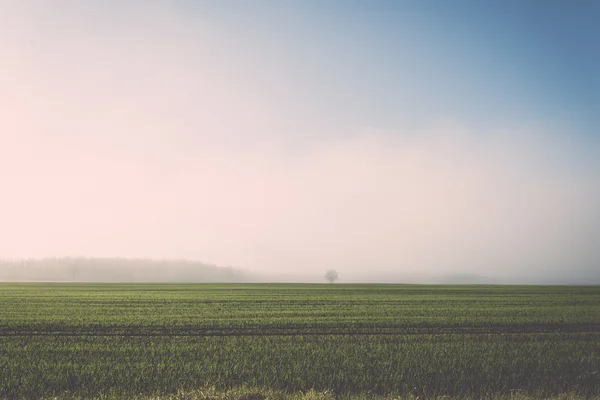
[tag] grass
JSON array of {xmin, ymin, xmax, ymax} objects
[{"xmin": 0, "ymin": 283, "xmax": 599, "ymax": 399}]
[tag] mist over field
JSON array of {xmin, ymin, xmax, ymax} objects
[{"xmin": 1, "ymin": 1, "xmax": 599, "ymax": 284}]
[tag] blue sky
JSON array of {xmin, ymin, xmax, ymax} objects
[{"xmin": 176, "ymin": 0, "xmax": 599, "ymax": 136}]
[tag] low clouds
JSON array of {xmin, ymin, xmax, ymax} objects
[{"xmin": 1, "ymin": 1, "xmax": 598, "ymax": 283}]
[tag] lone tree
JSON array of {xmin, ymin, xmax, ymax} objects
[{"xmin": 325, "ymin": 269, "xmax": 339, "ymax": 284}]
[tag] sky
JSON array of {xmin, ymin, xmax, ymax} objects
[{"xmin": 1, "ymin": 0, "xmax": 599, "ymax": 283}]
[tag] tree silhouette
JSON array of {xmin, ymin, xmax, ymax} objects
[{"xmin": 325, "ymin": 269, "xmax": 339, "ymax": 284}]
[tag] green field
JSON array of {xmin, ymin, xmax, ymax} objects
[{"xmin": 0, "ymin": 284, "xmax": 599, "ymax": 399}]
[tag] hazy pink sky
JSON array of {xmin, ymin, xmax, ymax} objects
[{"xmin": 1, "ymin": 1, "xmax": 598, "ymax": 282}]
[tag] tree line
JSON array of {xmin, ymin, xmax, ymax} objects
[{"xmin": 0, "ymin": 257, "xmax": 247, "ymax": 282}]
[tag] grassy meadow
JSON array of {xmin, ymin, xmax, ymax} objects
[{"xmin": 0, "ymin": 284, "xmax": 599, "ymax": 399}]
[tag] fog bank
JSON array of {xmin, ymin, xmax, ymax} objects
[{"xmin": 1, "ymin": 2, "xmax": 598, "ymax": 284}]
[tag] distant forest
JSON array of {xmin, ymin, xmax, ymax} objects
[{"xmin": 0, "ymin": 258, "xmax": 248, "ymax": 282}]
